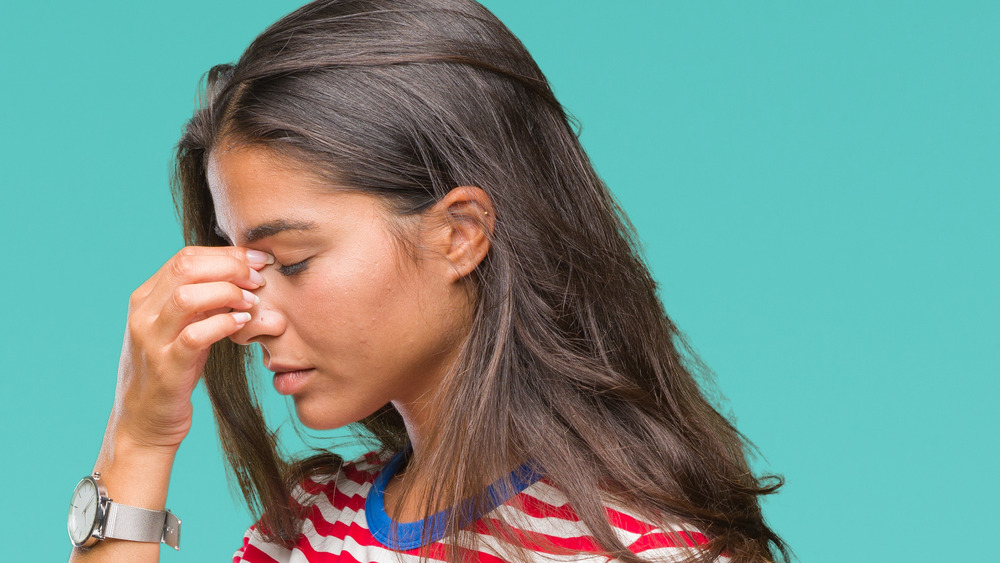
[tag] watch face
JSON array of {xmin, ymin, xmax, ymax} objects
[{"xmin": 68, "ymin": 478, "xmax": 100, "ymax": 546}]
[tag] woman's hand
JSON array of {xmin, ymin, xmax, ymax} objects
[
  {"xmin": 111, "ymin": 245, "xmax": 272, "ymax": 453},
  {"xmin": 70, "ymin": 246, "xmax": 273, "ymax": 562}
]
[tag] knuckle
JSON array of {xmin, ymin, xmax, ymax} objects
[
  {"xmin": 126, "ymin": 317, "xmax": 151, "ymax": 345},
  {"xmin": 126, "ymin": 319, "xmax": 141, "ymax": 340},
  {"xmin": 230, "ymin": 284, "xmax": 246, "ymax": 302},
  {"xmin": 177, "ymin": 326, "xmax": 201, "ymax": 350},
  {"xmin": 171, "ymin": 286, "xmax": 194, "ymax": 311},
  {"xmin": 178, "ymin": 246, "xmax": 199, "ymax": 258},
  {"xmin": 226, "ymin": 256, "xmax": 246, "ymax": 274},
  {"xmin": 171, "ymin": 255, "xmax": 194, "ymax": 278}
]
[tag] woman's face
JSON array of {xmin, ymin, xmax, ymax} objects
[{"xmin": 207, "ymin": 144, "xmax": 472, "ymax": 430}]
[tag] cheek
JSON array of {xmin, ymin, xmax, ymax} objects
[{"xmin": 306, "ymin": 240, "xmax": 426, "ymax": 349}]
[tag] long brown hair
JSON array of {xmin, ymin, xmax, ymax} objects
[{"xmin": 171, "ymin": 1, "xmax": 789, "ymax": 561}]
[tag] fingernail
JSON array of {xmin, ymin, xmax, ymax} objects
[
  {"xmin": 246, "ymin": 250, "xmax": 275, "ymax": 265},
  {"xmin": 232, "ymin": 312, "xmax": 252, "ymax": 324},
  {"xmin": 241, "ymin": 289, "xmax": 260, "ymax": 305},
  {"xmin": 249, "ymin": 268, "xmax": 266, "ymax": 286}
]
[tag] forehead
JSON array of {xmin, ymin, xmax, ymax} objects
[
  {"xmin": 207, "ymin": 144, "xmax": 326, "ymax": 204},
  {"xmin": 206, "ymin": 145, "xmax": 332, "ymax": 236},
  {"xmin": 204, "ymin": 144, "xmax": 410, "ymax": 250}
]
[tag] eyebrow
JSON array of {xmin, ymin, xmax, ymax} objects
[{"xmin": 214, "ymin": 219, "xmax": 318, "ymax": 245}]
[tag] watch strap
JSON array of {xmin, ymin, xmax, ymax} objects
[{"xmin": 104, "ymin": 503, "xmax": 182, "ymax": 550}]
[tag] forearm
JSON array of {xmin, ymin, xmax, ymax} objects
[
  {"xmin": 69, "ymin": 423, "xmax": 178, "ymax": 562},
  {"xmin": 69, "ymin": 247, "xmax": 265, "ymax": 561}
]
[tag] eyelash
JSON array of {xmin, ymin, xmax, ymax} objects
[{"xmin": 276, "ymin": 258, "xmax": 310, "ymax": 276}]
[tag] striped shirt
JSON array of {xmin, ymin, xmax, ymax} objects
[{"xmin": 234, "ymin": 450, "xmax": 717, "ymax": 562}]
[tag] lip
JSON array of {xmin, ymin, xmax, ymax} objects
[
  {"xmin": 268, "ymin": 363, "xmax": 315, "ymax": 396},
  {"xmin": 267, "ymin": 361, "xmax": 313, "ymax": 373}
]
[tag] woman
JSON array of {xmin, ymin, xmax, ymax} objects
[{"xmin": 68, "ymin": 0, "xmax": 788, "ymax": 561}]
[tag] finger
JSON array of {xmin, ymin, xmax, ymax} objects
[
  {"xmin": 158, "ymin": 282, "xmax": 259, "ymax": 339},
  {"xmin": 148, "ymin": 255, "xmax": 267, "ymax": 312},
  {"xmin": 170, "ymin": 311, "xmax": 252, "ymax": 369},
  {"xmin": 165, "ymin": 246, "xmax": 274, "ymax": 283},
  {"xmin": 128, "ymin": 246, "xmax": 272, "ymax": 311},
  {"xmin": 174, "ymin": 245, "xmax": 274, "ymax": 268}
]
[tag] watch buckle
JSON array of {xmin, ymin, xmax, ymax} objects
[{"xmin": 163, "ymin": 510, "xmax": 182, "ymax": 550}]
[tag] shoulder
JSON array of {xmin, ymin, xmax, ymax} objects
[
  {"xmin": 493, "ymin": 478, "xmax": 725, "ymax": 562},
  {"xmin": 293, "ymin": 450, "xmax": 387, "ymax": 501},
  {"xmin": 232, "ymin": 450, "xmax": 389, "ymax": 563}
]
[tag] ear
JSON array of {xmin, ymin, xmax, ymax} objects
[{"xmin": 425, "ymin": 186, "xmax": 495, "ymax": 282}]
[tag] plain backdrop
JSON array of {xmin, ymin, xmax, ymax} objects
[{"xmin": 1, "ymin": 1, "xmax": 997, "ymax": 561}]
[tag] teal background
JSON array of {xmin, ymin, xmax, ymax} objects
[{"xmin": 1, "ymin": 1, "xmax": 996, "ymax": 561}]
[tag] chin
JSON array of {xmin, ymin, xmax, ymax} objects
[
  {"xmin": 292, "ymin": 397, "xmax": 374, "ymax": 431},
  {"xmin": 294, "ymin": 410, "xmax": 351, "ymax": 431}
]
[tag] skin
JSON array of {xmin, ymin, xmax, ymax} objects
[
  {"xmin": 209, "ymin": 144, "xmax": 490, "ymax": 442},
  {"xmin": 70, "ymin": 144, "xmax": 494, "ymax": 561}
]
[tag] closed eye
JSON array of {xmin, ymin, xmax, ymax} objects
[{"xmin": 277, "ymin": 258, "xmax": 310, "ymax": 276}]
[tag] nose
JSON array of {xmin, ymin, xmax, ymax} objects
[{"xmin": 227, "ymin": 290, "xmax": 286, "ymax": 345}]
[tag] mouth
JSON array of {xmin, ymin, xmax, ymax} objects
[{"xmin": 268, "ymin": 364, "xmax": 315, "ymax": 396}]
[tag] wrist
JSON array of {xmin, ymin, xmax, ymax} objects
[
  {"xmin": 68, "ymin": 471, "xmax": 182, "ymax": 554},
  {"xmin": 107, "ymin": 430, "xmax": 181, "ymax": 463},
  {"xmin": 106, "ymin": 402, "xmax": 191, "ymax": 454},
  {"xmin": 93, "ymin": 428, "xmax": 178, "ymax": 511},
  {"xmin": 103, "ymin": 410, "xmax": 184, "ymax": 459}
]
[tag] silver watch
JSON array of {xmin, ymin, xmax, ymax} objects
[{"xmin": 67, "ymin": 472, "xmax": 181, "ymax": 550}]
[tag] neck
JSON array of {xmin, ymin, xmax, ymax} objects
[
  {"xmin": 391, "ymin": 398, "xmax": 435, "ymax": 462},
  {"xmin": 382, "ymin": 397, "xmax": 439, "ymax": 520}
]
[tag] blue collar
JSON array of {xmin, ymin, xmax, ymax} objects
[{"xmin": 365, "ymin": 448, "xmax": 543, "ymax": 550}]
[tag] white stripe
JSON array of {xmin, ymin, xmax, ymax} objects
[
  {"xmin": 241, "ymin": 453, "xmax": 720, "ymax": 563},
  {"xmin": 624, "ymin": 547, "xmax": 730, "ymax": 563},
  {"xmin": 238, "ymin": 526, "xmax": 293, "ymax": 562},
  {"xmin": 338, "ymin": 533, "xmax": 423, "ymax": 563},
  {"xmin": 304, "ymin": 481, "xmax": 373, "ymax": 533}
]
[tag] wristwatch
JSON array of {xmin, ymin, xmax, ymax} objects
[{"xmin": 67, "ymin": 472, "xmax": 181, "ymax": 550}]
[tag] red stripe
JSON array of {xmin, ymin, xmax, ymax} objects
[
  {"xmin": 291, "ymin": 501, "xmax": 513, "ymax": 562},
  {"xmin": 302, "ymin": 510, "xmax": 377, "ymax": 545},
  {"xmin": 507, "ymin": 490, "xmax": 581, "ymax": 521},
  {"xmin": 238, "ymin": 454, "xmax": 713, "ymax": 562},
  {"xmin": 473, "ymin": 518, "xmax": 603, "ymax": 554},
  {"xmin": 602, "ymin": 506, "xmax": 658, "ymax": 535},
  {"xmin": 300, "ymin": 477, "xmax": 337, "ymax": 495},
  {"xmin": 294, "ymin": 535, "xmax": 363, "ymax": 563},
  {"xmin": 400, "ymin": 541, "xmax": 506, "ymax": 563},
  {"xmin": 323, "ymin": 484, "xmax": 369, "ymax": 515},
  {"xmin": 300, "ymin": 461, "xmax": 375, "ymax": 496},
  {"xmin": 233, "ymin": 527, "xmax": 253, "ymax": 563},
  {"xmin": 290, "ymin": 530, "xmax": 505, "ymax": 563},
  {"xmin": 510, "ymin": 489, "xmax": 662, "ymax": 536},
  {"xmin": 234, "ymin": 542, "xmax": 282, "ymax": 563},
  {"xmin": 240, "ymin": 519, "xmax": 708, "ymax": 561},
  {"xmin": 341, "ymin": 461, "xmax": 379, "ymax": 485}
]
